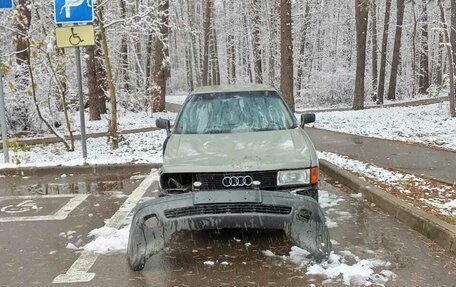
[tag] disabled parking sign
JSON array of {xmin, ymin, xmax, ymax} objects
[
  {"xmin": 0, "ymin": 0, "xmax": 13, "ymax": 9},
  {"xmin": 54, "ymin": 0, "xmax": 94, "ymax": 24}
]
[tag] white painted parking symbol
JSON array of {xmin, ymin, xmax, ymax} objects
[
  {"xmin": 0, "ymin": 199, "xmax": 43, "ymax": 214},
  {"xmin": 0, "ymin": 194, "xmax": 87, "ymax": 222}
]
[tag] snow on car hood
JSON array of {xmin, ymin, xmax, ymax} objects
[{"xmin": 162, "ymin": 128, "xmax": 317, "ymax": 173}]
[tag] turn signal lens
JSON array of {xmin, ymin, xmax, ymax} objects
[{"xmin": 310, "ymin": 167, "xmax": 319, "ymax": 185}]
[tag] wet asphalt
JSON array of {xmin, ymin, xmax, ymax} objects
[{"xmin": 0, "ymin": 171, "xmax": 454, "ymax": 287}]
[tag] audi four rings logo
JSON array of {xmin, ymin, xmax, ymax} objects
[{"xmin": 222, "ymin": 176, "xmax": 253, "ymax": 187}]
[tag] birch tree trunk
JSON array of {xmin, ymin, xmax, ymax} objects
[{"xmin": 97, "ymin": 8, "xmax": 119, "ymax": 149}]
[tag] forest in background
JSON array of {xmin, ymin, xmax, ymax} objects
[{"xmin": 0, "ymin": 0, "xmax": 455, "ymax": 149}]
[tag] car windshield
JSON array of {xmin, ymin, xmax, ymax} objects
[{"xmin": 174, "ymin": 91, "xmax": 297, "ymax": 134}]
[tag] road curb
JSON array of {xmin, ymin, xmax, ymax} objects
[
  {"xmin": 319, "ymin": 159, "xmax": 456, "ymax": 254},
  {"xmin": 0, "ymin": 163, "xmax": 160, "ymax": 177}
]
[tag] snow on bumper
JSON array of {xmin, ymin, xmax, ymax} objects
[{"xmin": 127, "ymin": 190, "xmax": 332, "ymax": 271}]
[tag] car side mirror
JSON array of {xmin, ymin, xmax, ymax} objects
[
  {"xmin": 156, "ymin": 118, "xmax": 171, "ymax": 135},
  {"xmin": 301, "ymin": 113, "xmax": 316, "ymax": 127}
]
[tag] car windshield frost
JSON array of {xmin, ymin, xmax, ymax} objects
[{"xmin": 174, "ymin": 91, "xmax": 297, "ymax": 134}]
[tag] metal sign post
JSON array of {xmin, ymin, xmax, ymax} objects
[
  {"xmin": 0, "ymin": 1, "xmax": 12, "ymax": 163},
  {"xmin": 0, "ymin": 60, "xmax": 9, "ymax": 163},
  {"xmin": 54, "ymin": 0, "xmax": 94, "ymax": 160},
  {"xmin": 74, "ymin": 47, "xmax": 87, "ymax": 159}
]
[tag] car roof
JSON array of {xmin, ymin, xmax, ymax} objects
[{"xmin": 190, "ymin": 84, "xmax": 278, "ymax": 95}]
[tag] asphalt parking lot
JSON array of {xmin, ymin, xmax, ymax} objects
[{"xmin": 0, "ymin": 171, "xmax": 455, "ymax": 287}]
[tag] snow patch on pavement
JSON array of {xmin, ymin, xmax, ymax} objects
[
  {"xmin": 81, "ymin": 226, "xmax": 130, "ymax": 254},
  {"xmin": 319, "ymin": 190, "xmax": 345, "ymax": 209},
  {"xmin": 263, "ymin": 247, "xmax": 396, "ymax": 286}
]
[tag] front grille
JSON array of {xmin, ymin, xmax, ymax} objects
[
  {"xmin": 196, "ymin": 171, "xmax": 277, "ymax": 190},
  {"xmin": 164, "ymin": 203, "xmax": 292, "ymax": 219}
]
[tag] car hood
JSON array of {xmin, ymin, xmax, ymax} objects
[{"xmin": 162, "ymin": 129, "xmax": 317, "ymax": 173}]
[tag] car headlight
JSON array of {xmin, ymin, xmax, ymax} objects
[{"xmin": 277, "ymin": 169, "xmax": 310, "ymax": 186}]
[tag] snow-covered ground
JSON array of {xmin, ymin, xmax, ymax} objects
[
  {"xmin": 11, "ymin": 110, "xmax": 177, "ymax": 139},
  {"xmin": 319, "ymin": 151, "xmax": 456, "ymax": 219},
  {"xmin": 296, "ymin": 94, "xmax": 448, "ymax": 112},
  {"xmin": 167, "ymin": 91, "xmax": 446, "ymax": 112},
  {"xmin": 314, "ymin": 102, "xmax": 456, "ymax": 151},
  {"xmin": 0, "ymin": 130, "xmax": 167, "ymax": 168},
  {"xmin": 62, "ymin": 111, "xmax": 176, "ymax": 135}
]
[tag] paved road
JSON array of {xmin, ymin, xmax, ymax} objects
[
  {"xmin": 0, "ymin": 171, "xmax": 454, "ymax": 286},
  {"xmin": 307, "ymin": 128, "xmax": 456, "ymax": 185}
]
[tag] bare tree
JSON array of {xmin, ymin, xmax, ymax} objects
[
  {"xmin": 152, "ymin": 0, "xmax": 170, "ymax": 112},
  {"xmin": 120, "ymin": 0, "xmax": 130, "ymax": 92},
  {"xmin": 280, "ymin": 0, "xmax": 294, "ymax": 111},
  {"xmin": 86, "ymin": 46, "xmax": 101, "ymax": 121},
  {"xmin": 252, "ymin": 0, "xmax": 263, "ymax": 83},
  {"xmin": 371, "ymin": 0, "xmax": 378, "ymax": 101},
  {"xmin": 15, "ymin": 0, "xmax": 31, "ymax": 83},
  {"xmin": 296, "ymin": 2, "xmax": 311, "ymax": 98},
  {"xmin": 377, "ymin": 0, "xmax": 392, "ymax": 104},
  {"xmin": 97, "ymin": 8, "xmax": 120, "ymax": 148},
  {"xmin": 210, "ymin": 25, "xmax": 220, "ymax": 85},
  {"xmin": 353, "ymin": 0, "xmax": 369, "ymax": 110},
  {"xmin": 202, "ymin": 0, "xmax": 213, "ymax": 86},
  {"xmin": 441, "ymin": 0, "xmax": 456, "ymax": 117},
  {"xmin": 451, "ymin": 0, "xmax": 456, "ymax": 105},
  {"xmin": 418, "ymin": 1, "xmax": 430, "ymax": 94},
  {"xmin": 94, "ymin": 35, "xmax": 107, "ymax": 115},
  {"xmin": 387, "ymin": 0, "xmax": 406, "ymax": 101},
  {"xmin": 227, "ymin": 34, "xmax": 236, "ymax": 84}
]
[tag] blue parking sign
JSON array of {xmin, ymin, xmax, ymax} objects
[
  {"xmin": 54, "ymin": 0, "xmax": 94, "ymax": 24},
  {"xmin": 0, "ymin": 0, "xmax": 13, "ymax": 9}
]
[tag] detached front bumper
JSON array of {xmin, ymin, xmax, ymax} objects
[{"xmin": 127, "ymin": 190, "xmax": 331, "ymax": 271}]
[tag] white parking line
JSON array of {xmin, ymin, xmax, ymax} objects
[
  {"xmin": 53, "ymin": 171, "xmax": 158, "ymax": 284},
  {"xmin": 0, "ymin": 194, "xmax": 88, "ymax": 222}
]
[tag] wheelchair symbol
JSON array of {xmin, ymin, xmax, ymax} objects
[
  {"xmin": 69, "ymin": 28, "xmax": 84, "ymax": 46},
  {"xmin": 1, "ymin": 200, "xmax": 43, "ymax": 214}
]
